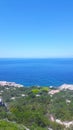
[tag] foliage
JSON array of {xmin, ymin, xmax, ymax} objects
[
  {"xmin": 0, "ymin": 85, "xmax": 73, "ymax": 129},
  {"xmin": 0, "ymin": 120, "xmax": 26, "ymax": 130}
]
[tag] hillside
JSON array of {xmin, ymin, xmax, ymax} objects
[{"xmin": 0, "ymin": 82, "xmax": 73, "ymax": 130}]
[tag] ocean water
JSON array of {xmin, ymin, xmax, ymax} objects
[{"xmin": 0, "ymin": 58, "xmax": 73, "ymax": 87}]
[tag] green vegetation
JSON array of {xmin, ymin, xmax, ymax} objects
[
  {"xmin": 32, "ymin": 88, "xmax": 40, "ymax": 94},
  {"xmin": 0, "ymin": 120, "xmax": 26, "ymax": 130},
  {"xmin": 0, "ymin": 85, "xmax": 73, "ymax": 129},
  {"xmin": 31, "ymin": 87, "xmax": 49, "ymax": 95},
  {"xmin": 51, "ymin": 91, "xmax": 73, "ymax": 121}
]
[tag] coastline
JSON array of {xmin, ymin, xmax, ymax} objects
[{"xmin": 0, "ymin": 81, "xmax": 73, "ymax": 91}]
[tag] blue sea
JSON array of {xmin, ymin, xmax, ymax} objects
[{"xmin": 0, "ymin": 58, "xmax": 73, "ymax": 87}]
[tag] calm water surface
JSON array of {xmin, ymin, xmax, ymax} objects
[{"xmin": 0, "ymin": 58, "xmax": 73, "ymax": 87}]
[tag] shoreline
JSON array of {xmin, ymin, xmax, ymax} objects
[{"xmin": 0, "ymin": 81, "xmax": 73, "ymax": 90}]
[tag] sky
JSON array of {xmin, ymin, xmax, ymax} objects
[{"xmin": 0, "ymin": 0, "xmax": 73, "ymax": 58}]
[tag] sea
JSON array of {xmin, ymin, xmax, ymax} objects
[{"xmin": 0, "ymin": 58, "xmax": 73, "ymax": 87}]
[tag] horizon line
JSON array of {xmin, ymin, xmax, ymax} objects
[{"xmin": 0, "ymin": 57, "xmax": 73, "ymax": 59}]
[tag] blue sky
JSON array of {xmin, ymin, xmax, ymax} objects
[{"xmin": 0, "ymin": 0, "xmax": 73, "ymax": 58}]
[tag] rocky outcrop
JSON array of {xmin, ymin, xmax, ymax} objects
[
  {"xmin": 0, "ymin": 81, "xmax": 23, "ymax": 88},
  {"xmin": 59, "ymin": 84, "xmax": 73, "ymax": 90}
]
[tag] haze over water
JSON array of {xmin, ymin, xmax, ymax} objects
[{"xmin": 0, "ymin": 58, "xmax": 73, "ymax": 87}]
